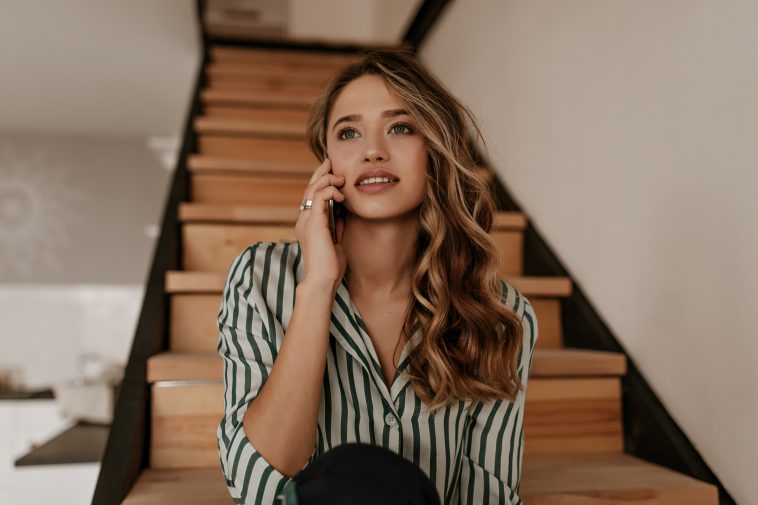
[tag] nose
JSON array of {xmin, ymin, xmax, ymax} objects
[{"xmin": 362, "ymin": 130, "xmax": 389, "ymax": 163}]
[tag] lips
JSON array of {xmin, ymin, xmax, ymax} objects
[{"xmin": 354, "ymin": 169, "xmax": 400, "ymax": 186}]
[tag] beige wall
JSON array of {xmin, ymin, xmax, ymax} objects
[{"xmin": 420, "ymin": 0, "xmax": 757, "ymax": 502}]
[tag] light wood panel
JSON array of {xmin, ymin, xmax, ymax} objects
[
  {"xmin": 206, "ymin": 61, "xmax": 339, "ymax": 82},
  {"xmin": 170, "ymin": 294, "xmax": 221, "ymax": 353},
  {"xmin": 524, "ymin": 377, "xmax": 623, "ymax": 455},
  {"xmin": 201, "ymin": 88, "xmax": 317, "ymax": 108},
  {"xmin": 147, "ymin": 349, "xmax": 626, "ymax": 383},
  {"xmin": 521, "ymin": 453, "xmax": 719, "ymax": 504},
  {"xmin": 150, "ymin": 377, "xmax": 622, "ymax": 469},
  {"xmin": 187, "ymin": 155, "xmax": 314, "ymax": 177},
  {"xmin": 181, "ymin": 223, "xmax": 524, "ymax": 276},
  {"xmin": 150, "ymin": 383, "xmax": 223, "ymax": 469},
  {"xmin": 197, "ymin": 136, "xmax": 316, "ymax": 162},
  {"xmin": 202, "ymin": 106, "xmax": 311, "ymax": 122},
  {"xmin": 531, "ymin": 298, "xmax": 562, "ymax": 348},
  {"xmin": 194, "ymin": 116, "xmax": 306, "ymax": 138},
  {"xmin": 210, "ymin": 46, "xmax": 358, "ymax": 67},
  {"xmin": 123, "ymin": 459, "xmax": 718, "ymax": 505},
  {"xmin": 122, "ymin": 467, "xmax": 229, "ymax": 505},
  {"xmin": 191, "ymin": 174, "xmax": 307, "ymax": 205},
  {"xmin": 182, "ymin": 224, "xmax": 296, "ymax": 271},
  {"xmin": 165, "ymin": 270, "xmax": 568, "ymax": 298}
]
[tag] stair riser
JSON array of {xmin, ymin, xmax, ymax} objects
[
  {"xmin": 170, "ymin": 294, "xmax": 560, "ymax": 354},
  {"xmin": 197, "ymin": 135, "xmax": 316, "ymax": 162},
  {"xmin": 205, "ymin": 77, "xmax": 327, "ymax": 94},
  {"xmin": 181, "ymin": 223, "xmax": 524, "ymax": 276},
  {"xmin": 210, "ymin": 47, "xmax": 358, "ymax": 67},
  {"xmin": 194, "ymin": 117, "xmax": 307, "ymax": 138},
  {"xmin": 207, "ymin": 61, "xmax": 343, "ymax": 81},
  {"xmin": 201, "ymin": 89, "xmax": 316, "ymax": 108},
  {"xmin": 202, "ymin": 106, "xmax": 311, "ymax": 123},
  {"xmin": 191, "ymin": 174, "xmax": 309, "ymax": 205},
  {"xmin": 150, "ymin": 378, "xmax": 622, "ymax": 469}
]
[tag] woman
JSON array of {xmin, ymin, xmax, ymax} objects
[{"xmin": 216, "ymin": 47, "xmax": 538, "ymax": 505}]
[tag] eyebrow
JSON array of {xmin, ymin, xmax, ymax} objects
[{"xmin": 331, "ymin": 108, "xmax": 410, "ymax": 132}]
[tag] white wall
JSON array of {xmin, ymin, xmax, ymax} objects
[
  {"xmin": 420, "ymin": 0, "xmax": 757, "ymax": 503},
  {"xmin": 0, "ymin": 132, "xmax": 171, "ymax": 388}
]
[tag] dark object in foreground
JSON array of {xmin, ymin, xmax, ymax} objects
[{"xmin": 277, "ymin": 443, "xmax": 441, "ymax": 505}]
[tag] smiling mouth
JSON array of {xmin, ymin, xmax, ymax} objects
[{"xmin": 356, "ymin": 177, "xmax": 400, "ymax": 187}]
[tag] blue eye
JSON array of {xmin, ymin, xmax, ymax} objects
[
  {"xmin": 391, "ymin": 123, "xmax": 412, "ymax": 134},
  {"xmin": 337, "ymin": 123, "xmax": 413, "ymax": 140},
  {"xmin": 338, "ymin": 128, "xmax": 358, "ymax": 140}
]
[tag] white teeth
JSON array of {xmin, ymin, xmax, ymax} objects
[{"xmin": 359, "ymin": 177, "xmax": 396, "ymax": 186}]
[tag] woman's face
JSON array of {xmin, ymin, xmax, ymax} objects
[{"xmin": 325, "ymin": 74, "xmax": 428, "ymax": 220}]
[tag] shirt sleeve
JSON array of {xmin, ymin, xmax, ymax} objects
[
  {"xmin": 457, "ymin": 290, "xmax": 539, "ymax": 505},
  {"xmin": 215, "ymin": 244, "xmax": 315, "ymax": 505}
]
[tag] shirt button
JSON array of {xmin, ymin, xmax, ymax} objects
[{"xmin": 384, "ymin": 412, "xmax": 398, "ymax": 427}]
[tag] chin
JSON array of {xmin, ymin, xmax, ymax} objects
[{"xmin": 346, "ymin": 202, "xmax": 421, "ymax": 221}]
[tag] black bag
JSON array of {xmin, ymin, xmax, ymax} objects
[{"xmin": 275, "ymin": 442, "xmax": 441, "ymax": 505}]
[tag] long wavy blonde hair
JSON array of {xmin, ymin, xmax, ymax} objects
[{"xmin": 306, "ymin": 47, "xmax": 524, "ymax": 411}]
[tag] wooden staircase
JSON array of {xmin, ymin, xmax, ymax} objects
[{"xmin": 119, "ymin": 45, "xmax": 718, "ymax": 504}]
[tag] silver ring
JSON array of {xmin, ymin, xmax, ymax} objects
[{"xmin": 298, "ymin": 199, "xmax": 313, "ymax": 212}]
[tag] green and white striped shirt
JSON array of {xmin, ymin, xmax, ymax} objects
[{"xmin": 217, "ymin": 241, "xmax": 538, "ymax": 505}]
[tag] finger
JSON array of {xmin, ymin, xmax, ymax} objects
[
  {"xmin": 308, "ymin": 158, "xmax": 332, "ymax": 185},
  {"xmin": 304, "ymin": 173, "xmax": 345, "ymax": 200},
  {"xmin": 312, "ymin": 186, "xmax": 345, "ymax": 213}
]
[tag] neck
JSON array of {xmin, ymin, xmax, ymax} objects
[{"xmin": 342, "ymin": 210, "xmax": 419, "ymax": 300}]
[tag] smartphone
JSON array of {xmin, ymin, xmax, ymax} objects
[
  {"xmin": 324, "ymin": 150, "xmax": 343, "ymax": 244},
  {"xmin": 328, "ymin": 199, "xmax": 344, "ymax": 243}
]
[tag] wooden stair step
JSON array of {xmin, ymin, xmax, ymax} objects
[
  {"xmin": 147, "ymin": 348, "xmax": 625, "ymax": 383},
  {"xmin": 200, "ymin": 88, "xmax": 317, "ymax": 108},
  {"xmin": 187, "ymin": 155, "xmax": 314, "ymax": 177},
  {"xmin": 178, "ymin": 202, "xmax": 520, "ymax": 227},
  {"xmin": 149, "ymin": 377, "xmax": 622, "ymax": 468},
  {"xmin": 210, "ymin": 46, "xmax": 359, "ymax": 66},
  {"xmin": 165, "ymin": 270, "xmax": 563, "ymax": 297},
  {"xmin": 194, "ymin": 116, "xmax": 306, "ymax": 138},
  {"xmin": 181, "ymin": 222, "xmax": 522, "ymax": 276},
  {"xmin": 521, "ymin": 452, "xmax": 718, "ymax": 504},
  {"xmin": 205, "ymin": 61, "xmax": 339, "ymax": 83},
  {"xmin": 165, "ymin": 272, "xmax": 564, "ymax": 353},
  {"xmin": 201, "ymin": 105, "xmax": 312, "ymax": 122},
  {"xmin": 123, "ymin": 454, "xmax": 717, "ymax": 504},
  {"xmin": 196, "ymin": 136, "xmax": 316, "ymax": 161},
  {"xmin": 122, "ymin": 467, "xmax": 228, "ymax": 505}
]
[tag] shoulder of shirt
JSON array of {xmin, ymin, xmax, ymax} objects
[
  {"xmin": 229, "ymin": 240, "xmax": 300, "ymax": 285},
  {"xmin": 497, "ymin": 277, "xmax": 533, "ymax": 321}
]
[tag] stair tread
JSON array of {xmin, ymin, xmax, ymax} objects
[
  {"xmin": 201, "ymin": 88, "xmax": 316, "ymax": 107},
  {"xmin": 177, "ymin": 201, "xmax": 516, "ymax": 226},
  {"xmin": 210, "ymin": 46, "xmax": 359, "ymax": 66},
  {"xmin": 122, "ymin": 452, "xmax": 716, "ymax": 505},
  {"xmin": 187, "ymin": 154, "xmax": 314, "ymax": 176},
  {"xmin": 147, "ymin": 347, "xmax": 622, "ymax": 383},
  {"xmin": 522, "ymin": 453, "xmax": 718, "ymax": 503},
  {"xmin": 165, "ymin": 269, "xmax": 568, "ymax": 297},
  {"xmin": 194, "ymin": 116, "xmax": 306, "ymax": 137}
]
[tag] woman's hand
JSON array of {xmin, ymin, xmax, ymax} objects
[{"xmin": 295, "ymin": 158, "xmax": 347, "ymax": 292}]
